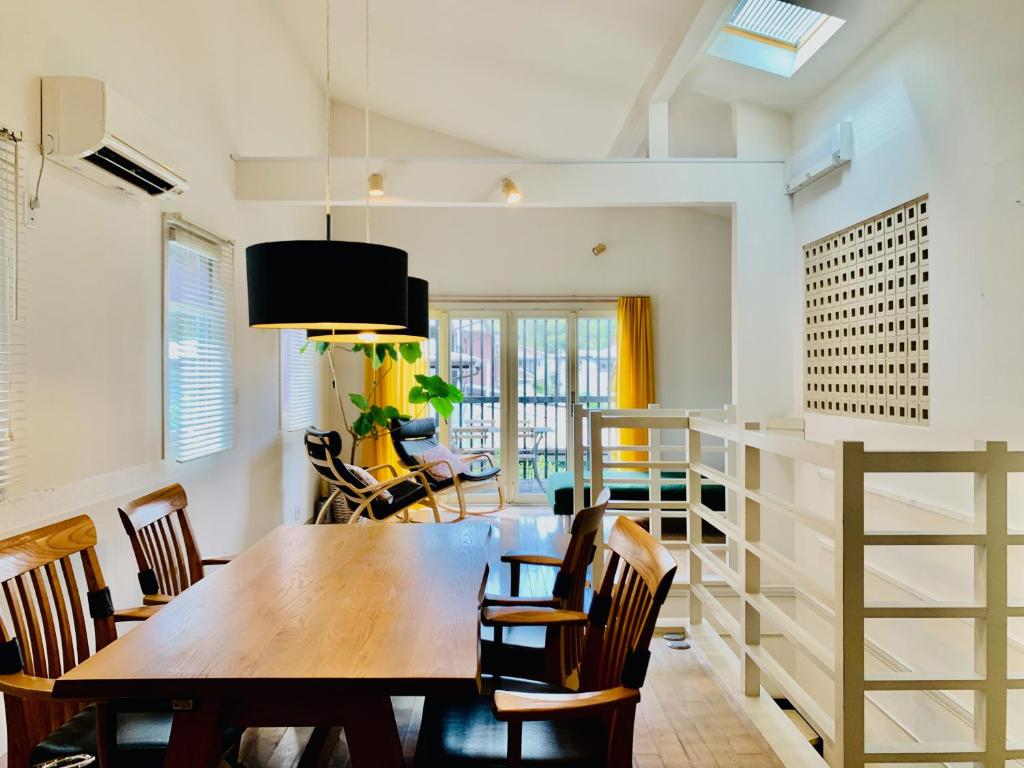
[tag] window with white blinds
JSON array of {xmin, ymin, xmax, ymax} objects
[
  {"xmin": 163, "ymin": 214, "xmax": 235, "ymax": 462},
  {"xmin": 280, "ymin": 330, "xmax": 315, "ymax": 431},
  {"xmin": 0, "ymin": 131, "xmax": 23, "ymax": 490}
]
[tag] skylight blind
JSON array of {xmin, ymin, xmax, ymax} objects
[
  {"xmin": 0, "ymin": 131, "xmax": 24, "ymax": 490},
  {"xmin": 280, "ymin": 329, "xmax": 315, "ymax": 431},
  {"xmin": 163, "ymin": 214, "xmax": 235, "ymax": 462},
  {"xmin": 728, "ymin": 0, "xmax": 826, "ymax": 47}
]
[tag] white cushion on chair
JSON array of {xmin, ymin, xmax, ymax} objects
[
  {"xmin": 345, "ymin": 464, "xmax": 393, "ymax": 503},
  {"xmin": 420, "ymin": 445, "xmax": 468, "ymax": 480}
]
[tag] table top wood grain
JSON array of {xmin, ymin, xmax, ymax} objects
[{"xmin": 53, "ymin": 522, "xmax": 492, "ymax": 700}]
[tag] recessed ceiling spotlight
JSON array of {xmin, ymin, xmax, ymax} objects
[
  {"xmin": 368, "ymin": 172, "xmax": 384, "ymax": 197},
  {"xmin": 592, "ymin": 243, "xmax": 607, "ymax": 256},
  {"xmin": 502, "ymin": 177, "xmax": 521, "ymax": 205}
]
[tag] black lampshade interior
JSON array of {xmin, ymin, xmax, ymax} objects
[
  {"xmin": 246, "ymin": 240, "xmax": 408, "ymax": 330},
  {"xmin": 307, "ymin": 277, "xmax": 429, "ymax": 343}
]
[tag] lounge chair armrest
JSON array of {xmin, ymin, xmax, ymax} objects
[
  {"xmin": 142, "ymin": 593, "xmax": 173, "ymax": 606},
  {"xmin": 364, "ymin": 463, "xmax": 399, "ymax": 478},
  {"xmin": 481, "ymin": 606, "xmax": 588, "ymax": 627},
  {"xmin": 0, "ymin": 671, "xmax": 55, "ymax": 701},
  {"xmin": 481, "ymin": 594, "xmax": 560, "ymax": 608},
  {"xmin": 113, "ymin": 605, "xmax": 161, "ymax": 622},
  {"xmin": 201, "ymin": 555, "xmax": 234, "ymax": 566},
  {"xmin": 460, "ymin": 452, "xmax": 497, "ymax": 467},
  {"xmin": 500, "ymin": 551, "xmax": 562, "ymax": 568},
  {"xmin": 492, "ymin": 686, "xmax": 640, "ymax": 722}
]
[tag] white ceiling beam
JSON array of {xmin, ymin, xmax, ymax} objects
[
  {"xmin": 607, "ymin": 0, "xmax": 735, "ymax": 158},
  {"xmin": 234, "ymin": 155, "xmax": 783, "ymax": 207}
]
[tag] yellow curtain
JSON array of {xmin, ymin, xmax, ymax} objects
[
  {"xmin": 360, "ymin": 351, "xmax": 428, "ymax": 472},
  {"xmin": 614, "ymin": 297, "xmax": 655, "ymax": 462}
]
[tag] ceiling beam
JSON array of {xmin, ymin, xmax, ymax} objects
[
  {"xmin": 234, "ymin": 155, "xmax": 782, "ymax": 207},
  {"xmin": 607, "ymin": 0, "xmax": 735, "ymax": 158}
]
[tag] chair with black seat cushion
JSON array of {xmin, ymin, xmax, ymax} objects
[
  {"xmin": 481, "ymin": 487, "xmax": 609, "ymax": 686},
  {"xmin": 390, "ymin": 417, "xmax": 506, "ymax": 516},
  {"xmin": 415, "ymin": 514, "xmax": 677, "ymax": 767},
  {"xmin": 305, "ymin": 428, "xmax": 444, "ymax": 523},
  {"xmin": 0, "ymin": 515, "xmax": 242, "ymax": 768}
]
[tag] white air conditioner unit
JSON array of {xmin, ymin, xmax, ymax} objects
[
  {"xmin": 784, "ymin": 121, "xmax": 852, "ymax": 195},
  {"xmin": 41, "ymin": 76, "xmax": 189, "ymax": 198}
]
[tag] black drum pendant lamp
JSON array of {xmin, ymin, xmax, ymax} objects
[
  {"xmin": 307, "ymin": 276, "xmax": 428, "ymax": 343},
  {"xmin": 245, "ymin": 0, "xmax": 408, "ymax": 331}
]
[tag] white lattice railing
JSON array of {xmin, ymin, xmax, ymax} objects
[{"xmin": 572, "ymin": 406, "xmax": 1024, "ymax": 767}]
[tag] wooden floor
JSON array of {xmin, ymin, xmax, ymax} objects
[{"xmin": 238, "ymin": 505, "xmax": 785, "ymax": 768}]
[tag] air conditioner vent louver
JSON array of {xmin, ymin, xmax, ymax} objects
[{"xmin": 83, "ymin": 146, "xmax": 175, "ymax": 196}]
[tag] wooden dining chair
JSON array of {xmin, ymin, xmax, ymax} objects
[
  {"xmin": 481, "ymin": 487, "xmax": 609, "ymax": 686},
  {"xmin": 415, "ymin": 515, "xmax": 677, "ymax": 767},
  {"xmin": 0, "ymin": 515, "xmax": 243, "ymax": 768},
  {"xmin": 118, "ymin": 483, "xmax": 232, "ymax": 606}
]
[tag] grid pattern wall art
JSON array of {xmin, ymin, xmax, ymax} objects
[{"xmin": 803, "ymin": 194, "xmax": 930, "ymax": 424}]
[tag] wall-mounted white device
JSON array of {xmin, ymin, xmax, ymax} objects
[
  {"xmin": 784, "ymin": 121, "xmax": 852, "ymax": 195},
  {"xmin": 41, "ymin": 76, "xmax": 189, "ymax": 198}
]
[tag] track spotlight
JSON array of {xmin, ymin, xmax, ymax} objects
[
  {"xmin": 502, "ymin": 177, "xmax": 521, "ymax": 205},
  {"xmin": 368, "ymin": 173, "xmax": 384, "ymax": 197},
  {"xmin": 592, "ymin": 243, "xmax": 607, "ymax": 256}
]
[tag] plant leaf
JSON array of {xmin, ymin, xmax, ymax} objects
[
  {"xmin": 348, "ymin": 393, "xmax": 369, "ymax": 410},
  {"xmin": 408, "ymin": 386, "xmax": 430, "ymax": 404},
  {"xmin": 429, "ymin": 396, "xmax": 454, "ymax": 421},
  {"xmin": 352, "ymin": 413, "xmax": 373, "ymax": 437},
  {"xmin": 398, "ymin": 342, "xmax": 423, "ymax": 364},
  {"xmin": 316, "ymin": 341, "xmax": 330, "ymax": 356}
]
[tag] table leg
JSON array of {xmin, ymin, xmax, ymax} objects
[
  {"xmin": 297, "ymin": 726, "xmax": 342, "ymax": 768},
  {"xmin": 165, "ymin": 699, "xmax": 223, "ymax": 768},
  {"xmin": 342, "ymin": 695, "xmax": 405, "ymax": 767}
]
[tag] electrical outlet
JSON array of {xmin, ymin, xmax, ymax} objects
[{"xmin": 22, "ymin": 192, "xmax": 38, "ymax": 228}]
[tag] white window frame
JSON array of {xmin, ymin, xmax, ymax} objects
[
  {"xmin": 280, "ymin": 329, "xmax": 316, "ymax": 431},
  {"xmin": 162, "ymin": 214, "xmax": 235, "ymax": 462}
]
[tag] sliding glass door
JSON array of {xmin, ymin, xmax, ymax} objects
[{"xmin": 431, "ymin": 306, "xmax": 615, "ymax": 503}]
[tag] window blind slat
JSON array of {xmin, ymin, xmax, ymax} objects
[
  {"xmin": 164, "ymin": 215, "xmax": 234, "ymax": 462},
  {"xmin": 280, "ymin": 329, "xmax": 315, "ymax": 431},
  {"xmin": 0, "ymin": 134, "xmax": 24, "ymax": 489}
]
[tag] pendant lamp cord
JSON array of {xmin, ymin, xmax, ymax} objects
[
  {"xmin": 364, "ymin": 0, "xmax": 371, "ymax": 244},
  {"xmin": 324, "ymin": 0, "xmax": 332, "ymax": 240}
]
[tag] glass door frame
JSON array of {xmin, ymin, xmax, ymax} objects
[{"xmin": 431, "ymin": 302, "xmax": 615, "ymax": 504}]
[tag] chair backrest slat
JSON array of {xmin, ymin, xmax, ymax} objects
[
  {"xmin": 29, "ymin": 568, "xmax": 62, "ymax": 679},
  {"xmin": 579, "ymin": 516, "xmax": 676, "ymax": 693},
  {"xmin": 58, "ymin": 555, "xmax": 90, "ymax": 665},
  {"xmin": 44, "ymin": 561, "xmax": 76, "ymax": 673},
  {"xmin": 119, "ymin": 483, "xmax": 205, "ymax": 598}
]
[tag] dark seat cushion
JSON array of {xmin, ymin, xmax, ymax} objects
[
  {"xmin": 369, "ymin": 478, "xmax": 429, "ymax": 519},
  {"xmin": 32, "ymin": 704, "xmax": 243, "ymax": 768},
  {"xmin": 416, "ymin": 678, "xmax": 608, "ymax": 767},
  {"xmin": 459, "ymin": 465, "xmax": 501, "ymax": 482}
]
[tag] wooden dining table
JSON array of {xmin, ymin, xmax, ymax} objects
[{"xmin": 52, "ymin": 521, "xmax": 493, "ymax": 768}]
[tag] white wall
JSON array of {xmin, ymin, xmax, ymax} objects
[
  {"xmin": 782, "ymin": 0, "xmax": 1024, "ymax": 748},
  {"xmin": 0, "ymin": 1, "xmax": 325, "ymax": 750},
  {"xmin": 667, "ymin": 88, "xmax": 736, "ymax": 158},
  {"xmin": 326, "ymin": 206, "xmax": 733, "ymax": 435},
  {"xmin": 332, "ymin": 102, "xmax": 508, "ymax": 157}
]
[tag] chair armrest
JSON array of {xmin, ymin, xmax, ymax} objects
[
  {"xmin": 0, "ymin": 671, "xmax": 55, "ymax": 701},
  {"xmin": 482, "ymin": 594, "xmax": 560, "ymax": 608},
  {"xmin": 492, "ymin": 686, "xmax": 640, "ymax": 722},
  {"xmin": 364, "ymin": 463, "xmax": 399, "ymax": 478},
  {"xmin": 460, "ymin": 452, "xmax": 497, "ymax": 467},
  {"xmin": 500, "ymin": 551, "xmax": 562, "ymax": 568},
  {"xmin": 201, "ymin": 555, "xmax": 234, "ymax": 566},
  {"xmin": 113, "ymin": 605, "xmax": 161, "ymax": 622},
  {"xmin": 142, "ymin": 593, "xmax": 173, "ymax": 606},
  {"xmin": 481, "ymin": 606, "xmax": 588, "ymax": 627}
]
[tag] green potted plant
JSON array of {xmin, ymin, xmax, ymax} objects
[{"xmin": 306, "ymin": 340, "xmax": 463, "ymax": 464}]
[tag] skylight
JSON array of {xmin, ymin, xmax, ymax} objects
[{"xmin": 709, "ymin": 0, "xmax": 845, "ymax": 78}]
